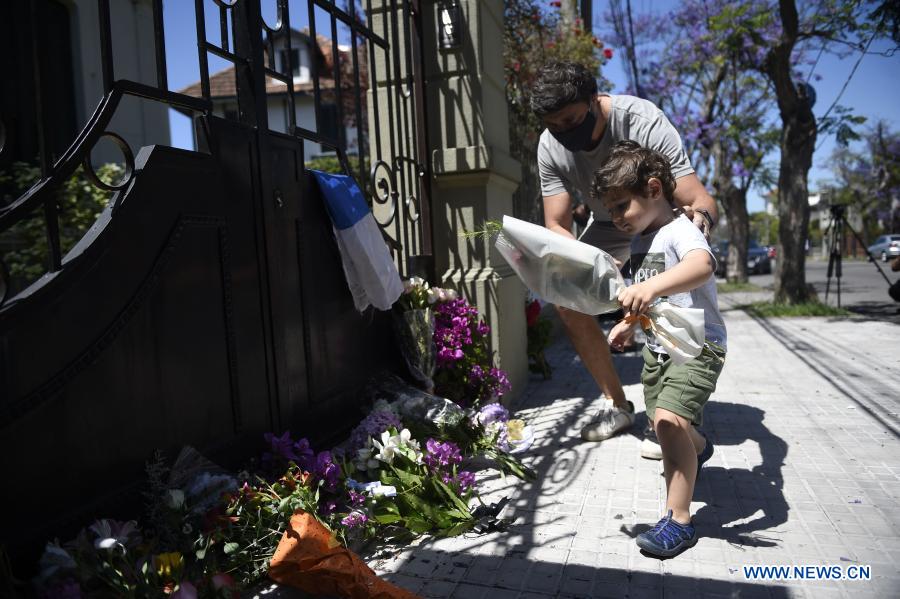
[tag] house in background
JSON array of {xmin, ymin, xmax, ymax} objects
[
  {"xmin": 0, "ymin": 0, "xmax": 169, "ymax": 172},
  {"xmin": 177, "ymin": 27, "xmax": 362, "ymax": 161}
]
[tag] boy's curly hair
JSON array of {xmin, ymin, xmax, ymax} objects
[
  {"xmin": 530, "ymin": 61, "xmax": 598, "ymax": 116},
  {"xmin": 591, "ymin": 140, "xmax": 676, "ymax": 204}
]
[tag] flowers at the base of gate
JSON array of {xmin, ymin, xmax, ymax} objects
[
  {"xmin": 154, "ymin": 551, "xmax": 184, "ymax": 580},
  {"xmin": 371, "ymin": 428, "xmax": 422, "ymax": 465},
  {"xmin": 89, "ymin": 519, "xmax": 140, "ymax": 550}
]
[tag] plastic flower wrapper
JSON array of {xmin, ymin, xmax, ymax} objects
[
  {"xmin": 495, "ymin": 216, "xmax": 706, "ymax": 364},
  {"xmin": 495, "ymin": 215, "xmax": 623, "ymax": 315},
  {"xmin": 268, "ymin": 510, "xmax": 420, "ymax": 599}
]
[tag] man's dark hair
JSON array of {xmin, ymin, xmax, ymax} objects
[
  {"xmin": 530, "ymin": 60, "xmax": 598, "ymax": 116},
  {"xmin": 591, "ymin": 140, "xmax": 676, "ymax": 203}
]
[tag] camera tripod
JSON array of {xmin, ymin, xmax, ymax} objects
[{"xmin": 823, "ymin": 204, "xmax": 893, "ymax": 307}]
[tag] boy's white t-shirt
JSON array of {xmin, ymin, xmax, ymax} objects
[{"xmin": 628, "ymin": 214, "xmax": 727, "ymax": 353}]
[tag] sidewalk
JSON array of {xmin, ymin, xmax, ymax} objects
[{"xmin": 362, "ymin": 298, "xmax": 900, "ymax": 598}]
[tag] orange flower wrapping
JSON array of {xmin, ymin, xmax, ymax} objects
[
  {"xmin": 622, "ymin": 312, "xmax": 651, "ymax": 330},
  {"xmin": 268, "ymin": 511, "xmax": 421, "ymax": 599}
]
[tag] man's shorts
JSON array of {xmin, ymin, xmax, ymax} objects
[
  {"xmin": 578, "ymin": 220, "xmax": 633, "ymax": 265},
  {"xmin": 641, "ymin": 344, "xmax": 726, "ymax": 426}
]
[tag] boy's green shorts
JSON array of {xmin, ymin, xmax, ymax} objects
[{"xmin": 641, "ymin": 344, "xmax": 726, "ymax": 426}]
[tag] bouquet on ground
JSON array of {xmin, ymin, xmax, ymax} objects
[
  {"xmin": 395, "ymin": 277, "xmax": 512, "ymax": 407},
  {"xmin": 359, "ymin": 375, "xmax": 536, "ymax": 482}
]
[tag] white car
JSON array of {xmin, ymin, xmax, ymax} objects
[{"xmin": 867, "ymin": 234, "xmax": 900, "ymax": 262}]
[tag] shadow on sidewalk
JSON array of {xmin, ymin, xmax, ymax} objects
[
  {"xmin": 620, "ymin": 403, "xmax": 790, "ymax": 553},
  {"xmin": 377, "ymin": 544, "xmax": 795, "ymax": 598}
]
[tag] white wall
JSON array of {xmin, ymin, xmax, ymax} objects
[{"xmin": 68, "ymin": 0, "xmax": 170, "ymax": 166}]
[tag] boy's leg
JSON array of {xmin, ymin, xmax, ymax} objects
[{"xmin": 655, "ymin": 408, "xmax": 698, "ymax": 524}]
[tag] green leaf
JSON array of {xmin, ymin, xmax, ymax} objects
[
  {"xmin": 373, "ymin": 513, "xmax": 404, "ymax": 524},
  {"xmin": 223, "ymin": 542, "xmax": 240, "ymax": 555}
]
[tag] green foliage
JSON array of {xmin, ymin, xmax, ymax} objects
[
  {"xmin": 749, "ymin": 211, "xmax": 778, "ymax": 246},
  {"xmin": 504, "ymin": 0, "xmax": 612, "ymax": 221},
  {"xmin": 0, "ymin": 161, "xmax": 121, "ymax": 286},
  {"xmin": 304, "ymin": 155, "xmax": 362, "ymax": 176},
  {"xmin": 740, "ymin": 301, "xmax": 852, "ymax": 318}
]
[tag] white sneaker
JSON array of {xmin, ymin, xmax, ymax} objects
[
  {"xmin": 581, "ymin": 400, "xmax": 635, "ymax": 441},
  {"xmin": 640, "ymin": 423, "xmax": 663, "ymax": 460}
]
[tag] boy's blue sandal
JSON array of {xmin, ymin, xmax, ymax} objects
[{"xmin": 636, "ymin": 510, "xmax": 698, "ymax": 557}]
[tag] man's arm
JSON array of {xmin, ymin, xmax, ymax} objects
[
  {"xmin": 673, "ymin": 173, "xmax": 718, "ymax": 237},
  {"xmin": 543, "ymin": 191, "xmax": 576, "ymax": 240}
]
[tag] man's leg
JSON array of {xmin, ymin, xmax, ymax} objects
[{"xmin": 556, "ymin": 305, "xmax": 626, "ymax": 406}]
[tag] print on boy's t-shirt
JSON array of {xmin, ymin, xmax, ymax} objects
[{"xmin": 631, "ymin": 252, "xmax": 665, "ymax": 284}]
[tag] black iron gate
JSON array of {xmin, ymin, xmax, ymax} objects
[{"xmin": 0, "ymin": 0, "xmax": 433, "ymax": 563}]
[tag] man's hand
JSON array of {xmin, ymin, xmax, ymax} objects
[
  {"xmin": 617, "ymin": 280, "xmax": 658, "ymax": 315},
  {"xmin": 673, "ymin": 174, "xmax": 716, "ymax": 240}
]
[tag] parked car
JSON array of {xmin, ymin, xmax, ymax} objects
[
  {"xmin": 711, "ymin": 240, "xmax": 772, "ymax": 277},
  {"xmin": 867, "ymin": 234, "xmax": 900, "ymax": 262}
]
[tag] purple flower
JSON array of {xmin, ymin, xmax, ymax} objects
[
  {"xmin": 457, "ymin": 471, "xmax": 476, "ymax": 492},
  {"xmin": 348, "ymin": 490, "xmax": 367, "ymax": 507},
  {"xmin": 315, "ymin": 451, "xmax": 340, "ymax": 491},
  {"xmin": 319, "ymin": 500, "xmax": 338, "ymax": 516},
  {"xmin": 263, "ymin": 431, "xmax": 299, "ymax": 463},
  {"xmin": 423, "ymin": 438, "xmax": 463, "ymax": 470},
  {"xmin": 341, "ymin": 511, "xmax": 369, "ymax": 529},
  {"xmin": 477, "ymin": 402, "xmax": 509, "ymax": 425},
  {"xmin": 348, "ymin": 409, "xmax": 403, "ymax": 453}
]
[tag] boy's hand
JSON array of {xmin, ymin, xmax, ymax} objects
[
  {"xmin": 617, "ymin": 280, "xmax": 658, "ymax": 314},
  {"xmin": 607, "ymin": 320, "xmax": 635, "ymax": 351}
]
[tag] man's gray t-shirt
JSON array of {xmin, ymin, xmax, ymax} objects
[
  {"xmin": 629, "ymin": 215, "xmax": 727, "ymax": 352},
  {"xmin": 538, "ymin": 94, "xmax": 694, "ymax": 221}
]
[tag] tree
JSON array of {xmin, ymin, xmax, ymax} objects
[
  {"xmin": 828, "ymin": 120, "xmax": 900, "ymax": 237},
  {"xmin": 739, "ymin": 0, "xmax": 896, "ymax": 302},
  {"xmin": 605, "ymin": 0, "xmax": 780, "ymax": 282},
  {"xmin": 504, "ymin": 0, "xmax": 612, "ymax": 223}
]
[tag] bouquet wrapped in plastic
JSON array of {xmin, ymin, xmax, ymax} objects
[
  {"xmin": 495, "ymin": 215, "xmax": 623, "ymax": 315},
  {"xmin": 495, "ymin": 215, "xmax": 705, "ymax": 365}
]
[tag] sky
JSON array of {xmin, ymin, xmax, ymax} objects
[{"xmin": 162, "ymin": 1, "xmax": 900, "ymax": 215}]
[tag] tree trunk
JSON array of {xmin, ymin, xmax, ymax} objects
[
  {"xmin": 767, "ymin": 0, "xmax": 816, "ymax": 304},
  {"xmin": 773, "ymin": 110, "xmax": 815, "ymax": 303},
  {"xmin": 723, "ymin": 185, "xmax": 750, "ymax": 283}
]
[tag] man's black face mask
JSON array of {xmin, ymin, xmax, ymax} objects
[{"xmin": 550, "ymin": 104, "xmax": 596, "ymax": 152}]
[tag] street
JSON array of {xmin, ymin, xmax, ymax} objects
[{"xmin": 737, "ymin": 258, "xmax": 900, "ymax": 322}]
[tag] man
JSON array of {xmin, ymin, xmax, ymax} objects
[{"xmin": 531, "ymin": 61, "xmax": 718, "ymax": 456}]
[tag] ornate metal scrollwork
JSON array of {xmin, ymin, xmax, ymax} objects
[
  {"xmin": 369, "ymin": 159, "xmax": 399, "ymax": 228},
  {"xmin": 81, "ymin": 132, "xmax": 136, "ymax": 192},
  {"xmin": 211, "ymin": 0, "xmax": 238, "ymax": 8}
]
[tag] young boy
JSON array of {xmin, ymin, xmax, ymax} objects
[{"xmin": 592, "ymin": 140, "xmax": 727, "ymax": 557}]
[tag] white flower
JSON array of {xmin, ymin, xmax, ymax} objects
[
  {"xmin": 164, "ymin": 489, "xmax": 185, "ymax": 510},
  {"xmin": 426, "ymin": 288, "xmax": 439, "ymax": 304},
  {"xmin": 372, "ymin": 484, "xmax": 397, "ymax": 497},
  {"xmin": 89, "ymin": 519, "xmax": 138, "ymax": 551},
  {"xmin": 372, "ymin": 430, "xmax": 401, "ymax": 464},
  {"xmin": 444, "ymin": 288, "xmax": 459, "ymax": 300}
]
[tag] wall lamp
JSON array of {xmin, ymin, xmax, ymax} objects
[{"xmin": 438, "ymin": 0, "xmax": 462, "ymax": 49}]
